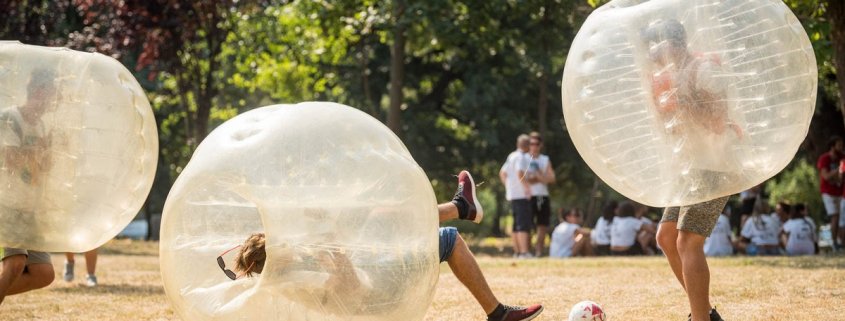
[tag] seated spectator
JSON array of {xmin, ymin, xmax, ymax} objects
[
  {"xmin": 634, "ymin": 203, "xmax": 657, "ymax": 255},
  {"xmin": 610, "ymin": 201, "xmax": 656, "ymax": 255},
  {"xmin": 550, "ymin": 208, "xmax": 592, "ymax": 258},
  {"xmin": 739, "ymin": 201, "xmax": 782, "ymax": 255},
  {"xmin": 590, "ymin": 201, "xmax": 616, "ymax": 256},
  {"xmin": 704, "ymin": 206, "xmax": 734, "ymax": 256},
  {"xmin": 782, "ymin": 204, "xmax": 816, "ymax": 256}
]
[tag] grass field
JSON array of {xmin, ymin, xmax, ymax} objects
[{"xmin": 2, "ymin": 239, "xmax": 844, "ymax": 320}]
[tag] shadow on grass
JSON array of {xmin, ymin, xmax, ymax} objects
[
  {"xmin": 51, "ymin": 283, "xmax": 164, "ymax": 295},
  {"xmin": 97, "ymin": 239, "xmax": 159, "ymax": 257}
]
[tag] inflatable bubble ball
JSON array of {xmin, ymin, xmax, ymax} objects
[
  {"xmin": 0, "ymin": 42, "xmax": 158, "ymax": 252},
  {"xmin": 562, "ymin": 0, "xmax": 816, "ymax": 207},
  {"xmin": 160, "ymin": 102, "xmax": 440, "ymax": 321}
]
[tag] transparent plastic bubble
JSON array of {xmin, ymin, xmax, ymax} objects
[
  {"xmin": 562, "ymin": 0, "xmax": 816, "ymax": 206},
  {"xmin": 160, "ymin": 102, "xmax": 439, "ymax": 321},
  {"xmin": 0, "ymin": 42, "xmax": 158, "ymax": 252}
]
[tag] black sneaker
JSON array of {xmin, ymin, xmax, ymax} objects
[
  {"xmin": 487, "ymin": 304, "xmax": 544, "ymax": 321},
  {"xmin": 453, "ymin": 170, "xmax": 483, "ymax": 223},
  {"xmin": 687, "ymin": 308, "xmax": 724, "ymax": 321}
]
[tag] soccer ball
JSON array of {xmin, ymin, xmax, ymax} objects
[{"xmin": 568, "ymin": 300, "xmax": 607, "ymax": 321}]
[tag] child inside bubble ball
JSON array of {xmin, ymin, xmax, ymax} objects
[
  {"xmin": 643, "ymin": 19, "xmax": 738, "ymax": 321},
  {"xmin": 224, "ymin": 171, "xmax": 544, "ymax": 321}
]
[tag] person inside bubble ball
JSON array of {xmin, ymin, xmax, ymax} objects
[
  {"xmin": 224, "ymin": 171, "xmax": 544, "ymax": 321},
  {"xmin": 643, "ymin": 19, "xmax": 737, "ymax": 321},
  {"xmin": 0, "ymin": 68, "xmax": 58, "ymax": 305}
]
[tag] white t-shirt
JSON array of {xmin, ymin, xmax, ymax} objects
[
  {"xmin": 741, "ymin": 214, "xmax": 781, "ymax": 246},
  {"xmin": 610, "ymin": 216, "xmax": 643, "ymax": 247},
  {"xmin": 591, "ymin": 217, "xmax": 612, "ymax": 246},
  {"xmin": 527, "ymin": 154, "xmax": 551, "ymax": 196},
  {"xmin": 704, "ymin": 215, "xmax": 733, "ymax": 256},
  {"xmin": 502, "ymin": 150, "xmax": 530, "ymax": 201},
  {"xmin": 782, "ymin": 218, "xmax": 815, "ymax": 255},
  {"xmin": 550, "ymin": 222, "xmax": 579, "ymax": 258}
]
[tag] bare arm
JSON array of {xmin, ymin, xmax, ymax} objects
[{"xmin": 543, "ymin": 162, "xmax": 556, "ymax": 185}]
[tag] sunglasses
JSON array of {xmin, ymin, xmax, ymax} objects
[{"xmin": 217, "ymin": 245, "xmax": 255, "ymax": 280}]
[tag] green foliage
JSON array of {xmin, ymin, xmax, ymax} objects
[{"xmin": 766, "ymin": 158, "xmax": 824, "ymax": 221}]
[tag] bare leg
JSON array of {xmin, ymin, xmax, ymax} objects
[
  {"xmin": 515, "ymin": 231, "xmax": 531, "ymax": 255},
  {"xmin": 0, "ymin": 256, "xmax": 54, "ymax": 304},
  {"xmin": 832, "ymin": 214, "xmax": 842, "ymax": 246},
  {"xmin": 678, "ymin": 230, "xmax": 711, "ymax": 321},
  {"xmin": 447, "ymin": 234, "xmax": 500, "ymax": 314},
  {"xmin": 65, "ymin": 252, "xmax": 75, "ymax": 263},
  {"xmin": 638, "ymin": 231, "xmax": 656, "ymax": 255},
  {"xmin": 85, "ymin": 250, "xmax": 97, "ymax": 275},
  {"xmin": 438, "ymin": 203, "xmax": 459, "ymax": 223},
  {"xmin": 657, "ymin": 222, "xmax": 685, "ymax": 289},
  {"xmin": 534, "ymin": 225, "xmax": 548, "ymax": 256},
  {"xmin": 573, "ymin": 233, "xmax": 592, "ymax": 256}
]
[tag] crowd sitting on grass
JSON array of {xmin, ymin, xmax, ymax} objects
[{"xmin": 545, "ymin": 197, "xmax": 830, "ymax": 258}]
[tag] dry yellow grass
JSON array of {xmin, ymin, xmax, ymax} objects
[{"xmin": 2, "ymin": 239, "xmax": 843, "ymax": 321}]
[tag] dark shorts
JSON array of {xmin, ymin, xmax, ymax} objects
[
  {"xmin": 511, "ymin": 199, "xmax": 534, "ymax": 232},
  {"xmin": 439, "ymin": 227, "xmax": 458, "ymax": 263},
  {"xmin": 593, "ymin": 244, "xmax": 610, "ymax": 256},
  {"xmin": 661, "ymin": 196, "xmax": 730, "ymax": 236},
  {"xmin": 531, "ymin": 196, "xmax": 551, "ymax": 227}
]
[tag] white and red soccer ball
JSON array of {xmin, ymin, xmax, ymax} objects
[{"xmin": 568, "ymin": 301, "xmax": 607, "ymax": 321}]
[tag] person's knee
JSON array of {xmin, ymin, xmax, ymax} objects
[
  {"xmin": 26, "ymin": 265, "xmax": 55, "ymax": 289},
  {"xmin": 676, "ymin": 231, "xmax": 706, "ymax": 254},
  {"xmin": 656, "ymin": 226, "xmax": 676, "ymax": 250}
]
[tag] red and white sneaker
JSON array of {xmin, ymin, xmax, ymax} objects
[{"xmin": 453, "ymin": 170, "xmax": 483, "ymax": 223}]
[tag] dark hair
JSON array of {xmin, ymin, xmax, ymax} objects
[
  {"xmin": 27, "ymin": 68, "xmax": 56, "ymax": 95},
  {"xmin": 617, "ymin": 201, "xmax": 636, "ymax": 218},
  {"xmin": 791, "ymin": 203, "xmax": 806, "ymax": 220},
  {"xmin": 562, "ymin": 208, "xmax": 582, "ymax": 222},
  {"xmin": 828, "ymin": 136, "xmax": 843, "ymax": 150},
  {"xmin": 642, "ymin": 19, "xmax": 687, "ymax": 47},
  {"xmin": 602, "ymin": 200, "xmax": 618, "ymax": 223}
]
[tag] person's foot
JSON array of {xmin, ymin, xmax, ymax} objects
[
  {"xmin": 517, "ymin": 252, "xmax": 535, "ymax": 259},
  {"xmin": 63, "ymin": 261, "xmax": 74, "ymax": 282},
  {"xmin": 85, "ymin": 274, "xmax": 98, "ymax": 287},
  {"xmin": 487, "ymin": 304, "xmax": 544, "ymax": 321},
  {"xmin": 452, "ymin": 170, "xmax": 483, "ymax": 223},
  {"xmin": 687, "ymin": 308, "xmax": 724, "ymax": 321}
]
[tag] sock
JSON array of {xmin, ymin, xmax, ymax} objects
[
  {"xmin": 452, "ymin": 197, "xmax": 469, "ymax": 220},
  {"xmin": 487, "ymin": 304, "xmax": 506, "ymax": 320}
]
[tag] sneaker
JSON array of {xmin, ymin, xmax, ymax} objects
[
  {"xmin": 517, "ymin": 252, "xmax": 535, "ymax": 259},
  {"xmin": 453, "ymin": 170, "xmax": 483, "ymax": 223},
  {"xmin": 85, "ymin": 274, "xmax": 97, "ymax": 287},
  {"xmin": 63, "ymin": 261, "xmax": 74, "ymax": 282},
  {"xmin": 488, "ymin": 304, "xmax": 544, "ymax": 321},
  {"xmin": 687, "ymin": 308, "xmax": 724, "ymax": 321}
]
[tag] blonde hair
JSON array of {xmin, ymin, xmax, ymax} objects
[{"xmin": 235, "ymin": 233, "xmax": 266, "ymax": 277}]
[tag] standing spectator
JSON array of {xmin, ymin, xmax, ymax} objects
[
  {"xmin": 739, "ymin": 201, "xmax": 782, "ymax": 255},
  {"xmin": 611, "ymin": 201, "xmax": 655, "ymax": 255},
  {"xmin": 550, "ymin": 208, "xmax": 592, "ymax": 258},
  {"xmin": 499, "ymin": 134, "xmax": 533, "ymax": 258},
  {"xmin": 525, "ymin": 132, "xmax": 555, "ymax": 257},
  {"xmin": 704, "ymin": 207, "xmax": 733, "ymax": 256},
  {"xmin": 591, "ymin": 201, "xmax": 617, "ymax": 256},
  {"xmin": 64, "ymin": 249, "xmax": 99, "ymax": 287},
  {"xmin": 782, "ymin": 204, "xmax": 816, "ymax": 256},
  {"xmin": 817, "ymin": 136, "xmax": 843, "ymax": 250}
]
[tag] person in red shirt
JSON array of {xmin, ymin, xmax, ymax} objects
[{"xmin": 818, "ymin": 136, "xmax": 844, "ymax": 250}]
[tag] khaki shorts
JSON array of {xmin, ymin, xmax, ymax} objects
[
  {"xmin": 660, "ymin": 196, "xmax": 730, "ymax": 236},
  {"xmin": 2, "ymin": 248, "xmax": 52, "ymax": 265}
]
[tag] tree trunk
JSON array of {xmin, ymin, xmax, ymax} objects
[
  {"xmin": 387, "ymin": 0, "xmax": 406, "ymax": 134},
  {"xmin": 537, "ymin": 73, "xmax": 549, "ymax": 137},
  {"xmin": 828, "ymin": 0, "xmax": 845, "ymax": 129},
  {"xmin": 492, "ymin": 186, "xmax": 505, "ymax": 237}
]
